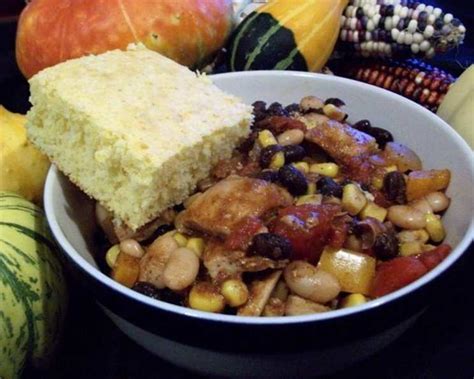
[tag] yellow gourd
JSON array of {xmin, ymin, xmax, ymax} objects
[{"xmin": 0, "ymin": 106, "xmax": 50, "ymax": 203}]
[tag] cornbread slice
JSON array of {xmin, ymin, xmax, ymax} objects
[{"xmin": 27, "ymin": 45, "xmax": 253, "ymax": 230}]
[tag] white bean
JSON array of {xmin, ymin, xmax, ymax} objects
[
  {"xmin": 299, "ymin": 95, "xmax": 324, "ymax": 112},
  {"xmin": 425, "ymin": 191, "xmax": 450, "ymax": 213},
  {"xmin": 119, "ymin": 239, "xmax": 145, "ymax": 258},
  {"xmin": 283, "ymin": 261, "xmax": 341, "ymax": 304},
  {"xmin": 388, "ymin": 205, "xmax": 426, "ymax": 230},
  {"xmin": 277, "ymin": 129, "xmax": 305, "ymax": 146},
  {"xmin": 138, "ymin": 234, "xmax": 178, "ymax": 289},
  {"xmin": 162, "ymin": 247, "xmax": 200, "ymax": 291},
  {"xmin": 410, "ymin": 198, "xmax": 433, "ymax": 215}
]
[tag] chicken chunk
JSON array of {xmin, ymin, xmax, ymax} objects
[
  {"xmin": 237, "ymin": 271, "xmax": 282, "ymax": 317},
  {"xmin": 305, "ymin": 120, "xmax": 378, "ymax": 163},
  {"xmin": 177, "ymin": 175, "xmax": 292, "ymax": 238},
  {"xmin": 203, "ymin": 241, "xmax": 288, "ymax": 284}
]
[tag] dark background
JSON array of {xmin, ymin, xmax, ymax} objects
[{"xmin": 1, "ymin": 1, "xmax": 473, "ymax": 378}]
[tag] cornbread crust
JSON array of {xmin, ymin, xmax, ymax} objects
[{"xmin": 27, "ymin": 45, "xmax": 253, "ymax": 230}]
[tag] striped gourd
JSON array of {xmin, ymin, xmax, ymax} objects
[
  {"xmin": 227, "ymin": 0, "xmax": 349, "ymax": 72},
  {"xmin": 0, "ymin": 192, "xmax": 67, "ymax": 379}
]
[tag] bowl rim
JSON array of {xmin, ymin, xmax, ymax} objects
[{"xmin": 44, "ymin": 70, "xmax": 474, "ymax": 326}]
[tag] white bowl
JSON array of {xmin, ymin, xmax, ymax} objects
[{"xmin": 44, "ymin": 71, "xmax": 474, "ymax": 378}]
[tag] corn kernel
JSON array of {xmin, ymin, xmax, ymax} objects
[
  {"xmin": 360, "ymin": 202, "xmax": 388, "ymax": 222},
  {"xmin": 339, "ymin": 293, "xmax": 367, "ymax": 308},
  {"xmin": 258, "ymin": 130, "xmax": 277, "ymax": 147},
  {"xmin": 269, "ymin": 151, "xmax": 285, "ymax": 169},
  {"xmin": 397, "ymin": 229, "xmax": 430, "ymax": 244},
  {"xmin": 309, "ymin": 162, "xmax": 340, "ymax": 178},
  {"xmin": 400, "ymin": 241, "xmax": 424, "ymax": 256},
  {"xmin": 186, "ymin": 237, "xmax": 205, "ymax": 258},
  {"xmin": 371, "ymin": 176, "xmax": 384, "ymax": 190},
  {"xmin": 189, "ymin": 282, "xmax": 225, "ymax": 313},
  {"xmin": 342, "ymin": 184, "xmax": 367, "ymax": 215},
  {"xmin": 306, "ymin": 182, "xmax": 316, "ymax": 195},
  {"xmin": 322, "ymin": 103, "xmax": 346, "ymax": 121},
  {"xmin": 173, "ymin": 232, "xmax": 188, "ymax": 247},
  {"xmin": 425, "ymin": 213, "xmax": 446, "ymax": 242},
  {"xmin": 106, "ymin": 244, "xmax": 121, "ymax": 268},
  {"xmin": 292, "ymin": 161, "xmax": 309, "ymax": 174},
  {"xmin": 385, "ymin": 165, "xmax": 398, "ymax": 173},
  {"xmin": 221, "ymin": 279, "xmax": 249, "ymax": 307},
  {"xmin": 296, "ymin": 194, "xmax": 322, "ymax": 206}
]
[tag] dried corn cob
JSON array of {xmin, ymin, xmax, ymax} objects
[
  {"xmin": 337, "ymin": 0, "xmax": 466, "ymax": 59},
  {"xmin": 332, "ymin": 58, "xmax": 455, "ymax": 112}
]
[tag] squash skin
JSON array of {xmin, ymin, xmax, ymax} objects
[
  {"xmin": 16, "ymin": 0, "xmax": 234, "ymax": 78},
  {"xmin": 0, "ymin": 106, "xmax": 50, "ymax": 204},
  {"xmin": 228, "ymin": 0, "xmax": 349, "ymax": 72},
  {"xmin": 0, "ymin": 192, "xmax": 67, "ymax": 378}
]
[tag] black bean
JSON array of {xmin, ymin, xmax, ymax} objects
[
  {"xmin": 370, "ymin": 127, "xmax": 394, "ymax": 149},
  {"xmin": 373, "ymin": 232, "xmax": 399, "ymax": 260},
  {"xmin": 267, "ymin": 102, "xmax": 289, "ymax": 117},
  {"xmin": 282, "ymin": 144, "xmax": 306, "ymax": 163},
  {"xmin": 285, "ymin": 103, "xmax": 300, "ymax": 114},
  {"xmin": 352, "ymin": 119, "xmax": 372, "ymax": 133},
  {"xmin": 324, "ymin": 98, "xmax": 346, "ymax": 107},
  {"xmin": 316, "ymin": 176, "xmax": 343, "ymax": 198},
  {"xmin": 237, "ymin": 131, "xmax": 257, "ymax": 153},
  {"xmin": 383, "ymin": 171, "xmax": 407, "ymax": 204},
  {"xmin": 259, "ymin": 145, "xmax": 283, "ymax": 168},
  {"xmin": 278, "ymin": 165, "xmax": 308, "ymax": 196},
  {"xmin": 132, "ymin": 282, "xmax": 161, "ymax": 300},
  {"xmin": 255, "ymin": 170, "xmax": 279, "ymax": 183},
  {"xmin": 159, "ymin": 288, "xmax": 185, "ymax": 305},
  {"xmin": 252, "ymin": 101, "xmax": 267, "ymax": 122},
  {"xmin": 248, "ymin": 233, "xmax": 292, "ymax": 260}
]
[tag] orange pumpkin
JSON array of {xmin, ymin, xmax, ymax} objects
[{"xmin": 16, "ymin": 0, "xmax": 233, "ymax": 78}]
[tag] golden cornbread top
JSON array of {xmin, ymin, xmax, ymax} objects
[{"xmin": 28, "ymin": 45, "xmax": 253, "ymax": 165}]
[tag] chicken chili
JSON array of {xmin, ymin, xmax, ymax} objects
[{"xmin": 98, "ymin": 96, "xmax": 452, "ymax": 316}]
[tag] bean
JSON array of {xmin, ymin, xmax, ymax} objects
[
  {"xmin": 119, "ymin": 239, "xmax": 145, "ymax": 258},
  {"xmin": 278, "ymin": 165, "xmax": 308, "ymax": 196},
  {"xmin": 138, "ymin": 234, "xmax": 179, "ymax": 289},
  {"xmin": 299, "ymin": 95, "xmax": 324, "ymax": 113},
  {"xmin": 383, "ymin": 171, "xmax": 407, "ymax": 204},
  {"xmin": 388, "ymin": 205, "xmax": 427, "ymax": 229},
  {"xmin": 259, "ymin": 144, "xmax": 283, "ymax": 168},
  {"xmin": 352, "ymin": 119, "xmax": 372, "ymax": 133},
  {"xmin": 277, "ymin": 129, "xmax": 305, "ymax": 146},
  {"xmin": 252, "ymin": 101, "xmax": 267, "ymax": 122},
  {"xmin": 373, "ymin": 232, "xmax": 399, "ymax": 260},
  {"xmin": 324, "ymin": 98, "xmax": 346, "ymax": 107},
  {"xmin": 255, "ymin": 170, "xmax": 279, "ymax": 183},
  {"xmin": 132, "ymin": 281, "xmax": 161, "ymax": 300},
  {"xmin": 283, "ymin": 261, "xmax": 341, "ymax": 304},
  {"xmin": 425, "ymin": 191, "xmax": 450, "ymax": 213},
  {"xmin": 282, "ymin": 144, "xmax": 306, "ymax": 163},
  {"xmin": 162, "ymin": 247, "xmax": 200, "ymax": 291},
  {"xmin": 410, "ymin": 198, "xmax": 433, "ymax": 215},
  {"xmin": 284, "ymin": 103, "xmax": 300, "ymax": 114},
  {"xmin": 267, "ymin": 102, "xmax": 289, "ymax": 117},
  {"xmin": 370, "ymin": 127, "xmax": 394, "ymax": 149},
  {"xmin": 317, "ymin": 176, "xmax": 343, "ymax": 198},
  {"xmin": 248, "ymin": 233, "xmax": 292, "ymax": 260}
]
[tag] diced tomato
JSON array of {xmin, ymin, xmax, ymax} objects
[
  {"xmin": 371, "ymin": 256, "xmax": 428, "ymax": 298},
  {"xmin": 269, "ymin": 204, "xmax": 341, "ymax": 263},
  {"xmin": 417, "ymin": 244, "xmax": 451, "ymax": 271},
  {"xmin": 371, "ymin": 244, "xmax": 451, "ymax": 297},
  {"xmin": 327, "ymin": 216, "xmax": 350, "ymax": 249},
  {"xmin": 225, "ymin": 216, "xmax": 264, "ymax": 251},
  {"xmin": 372, "ymin": 189, "xmax": 393, "ymax": 208}
]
